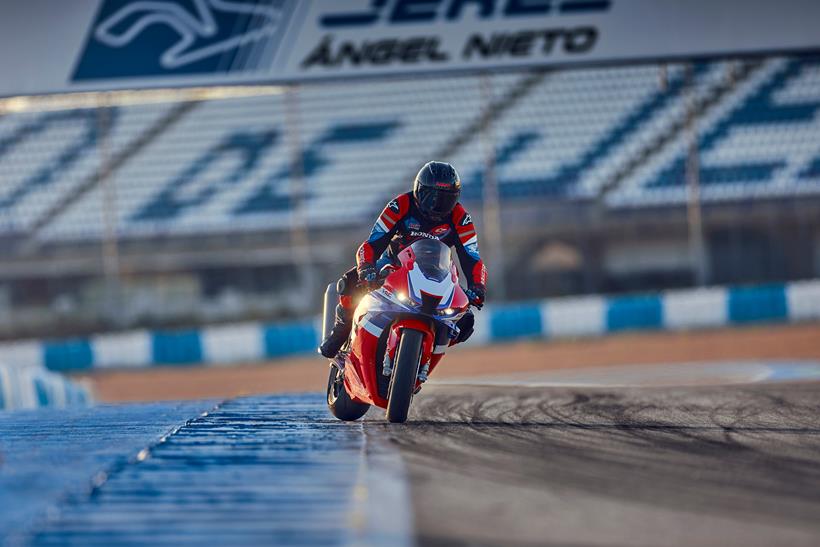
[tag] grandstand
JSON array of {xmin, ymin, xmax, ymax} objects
[
  {"xmin": 5, "ymin": 74, "xmax": 523, "ymax": 242},
  {"xmin": 1, "ymin": 55, "xmax": 819, "ymax": 337},
  {"xmin": 0, "ymin": 104, "xmax": 177, "ymax": 236},
  {"xmin": 611, "ymin": 57, "xmax": 820, "ymax": 206}
]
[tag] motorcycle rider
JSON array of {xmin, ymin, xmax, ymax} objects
[{"xmin": 319, "ymin": 161, "xmax": 487, "ymax": 359}]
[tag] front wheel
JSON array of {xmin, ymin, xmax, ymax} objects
[
  {"xmin": 327, "ymin": 364, "xmax": 370, "ymax": 421},
  {"xmin": 386, "ymin": 328, "xmax": 425, "ymax": 423}
]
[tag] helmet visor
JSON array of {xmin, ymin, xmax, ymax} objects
[{"xmin": 418, "ymin": 186, "xmax": 459, "ymax": 218}]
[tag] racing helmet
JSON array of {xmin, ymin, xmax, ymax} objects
[{"xmin": 412, "ymin": 161, "xmax": 461, "ymax": 220}]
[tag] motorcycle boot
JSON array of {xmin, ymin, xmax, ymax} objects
[{"xmin": 319, "ymin": 303, "xmax": 353, "ymax": 358}]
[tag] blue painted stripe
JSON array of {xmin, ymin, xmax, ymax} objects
[
  {"xmin": 43, "ymin": 339, "xmax": 94, "ymax": 371},
  {"xmin": 263, "ymin": 321, "xmax": 318, "ymax": 358},
  {"xmin": 5, "ymin": 279, "xmax": 816, "ymax": 372},
  {"xmin": 490, "ymin": 304, "xmax": 543, "ymax": 341},
  {"xmin": 152, "ymin": 330, "xmax": 203, "ymax": 365},
  {"xmin": 728, "ymin": 284, "xmax": 787, "ymax": 324},
  {"xmin": 606, "ymin": 294, "xmax": 663, "ymax": 332},
  {"xmin": 34, "ymin": 376, "xmax": 49, "ymax": 406},
  {"xmin": 65, "ymin": 377, "xmax": 86, "ymax": 405}
]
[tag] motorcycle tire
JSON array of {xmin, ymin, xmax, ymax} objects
[
  {"xmin": 327, "ymin": 364, "xmax": 370, "ymax": 421},
  {"xmin": 386, "ymin": 328, "xmax": 424, "ymax": 423}
]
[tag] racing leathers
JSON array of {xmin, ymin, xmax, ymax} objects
[{"xmin": 319, "ymin": 191, "xmax": 487, "ymax": 358}]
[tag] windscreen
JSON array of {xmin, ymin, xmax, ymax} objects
[{"xmin": 410, "ymin": 239, "xmax": 452, "ymax": 282}]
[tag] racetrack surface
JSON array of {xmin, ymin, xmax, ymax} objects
[
  {"xmin": 386, "ymin": 379, "xmax": 820, "ymax": 546},
  {"xmin": 2, "ymin": 363, "xmax": 820, "ymax": 546}
]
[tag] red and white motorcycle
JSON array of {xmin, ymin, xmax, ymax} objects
[{"xmin": 323, "ymin": 239, "xmax": 473, "ymax": 423}]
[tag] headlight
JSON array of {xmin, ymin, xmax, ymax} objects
[{"xmin": 377, "ymin": 289, "xmax": 416, "ymax": 310}]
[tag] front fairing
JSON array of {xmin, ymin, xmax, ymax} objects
[
  {"xmin": 358, "ymin": 290, "xmax": 464, "ymax": 337},
  {"xmin": 344, "ymin": 240, "xmax": 471, "ymax": 408},
  {"xmin": 387, "ymin": 239, "xmax": 469, "ymax": 317}
]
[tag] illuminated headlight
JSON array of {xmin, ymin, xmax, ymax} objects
[
  {"xmin": 436, "ymin": 307, "xmax": 456, "ymax": 317},
  {"xmin": 397, "ymin": 292, "xmax": 408, "ymax": 302}
]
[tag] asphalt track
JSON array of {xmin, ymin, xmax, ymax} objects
[
  {"xmin": 391, "ymin": 377, "xmax": 820, "ymax": 546},
  {"xmin": 2, "ymin": 362, "xmax": 820, "ymax": 546}
]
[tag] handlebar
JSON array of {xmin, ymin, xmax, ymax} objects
[{"xmin": 363, "ymin": 266, "xmax": 482, "ymax": 311}]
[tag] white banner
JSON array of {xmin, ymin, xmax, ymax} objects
[{"xmin": 1, "ymin": 0, "xmax": 820, "ymax": 97}]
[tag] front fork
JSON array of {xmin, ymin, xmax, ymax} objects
[
  {"xmin": 382, "ymin": 352, "xmax": 430, "ymax": 382},
  {"xmin": 382, "ymin": 320, "xmax": 446, "ymax": 385}
]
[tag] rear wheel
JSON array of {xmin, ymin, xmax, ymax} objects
[
  {"xmin": 386, "ymin": 329, "xmax": 425, "ymax": 423},
  {"xmin": 327, "ymin": 364, "xmax": 370, "ymax": 421}
]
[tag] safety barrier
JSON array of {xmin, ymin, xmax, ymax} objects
[
  {"xmin": 1, "ymin": 280, "xmax": 819, "ymax": 371},
  {"xmin": 0, "ymin": 363, "xmax": 91, "ymax": 410}
]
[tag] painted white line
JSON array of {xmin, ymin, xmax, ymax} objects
[
  {"xmin": 0, "ymin": 341, "xmax": 42, "ymax": 368},
  {"xmin": 663, "ymin": 287, "xmax": 727, "ymax": 329},
  {"xmin": 430, "ymin": 361, "xmax": 820, "ymax": 388},
  {"xmin": 787, "ymin": 279, "xmax": 820, "ymax": 321},
  {"xmin": 93, "ymin": 330, "xmax": 152, "ymax": 368},
  {"xmin": 543, "ymin": 295, "xmax": 605, "ymax": 338},
  {"xmin": 201, "ymin": 322, "xmax": 264, "ymax": 365}
]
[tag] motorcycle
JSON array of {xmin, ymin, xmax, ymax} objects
[{"xmin": 322, "ymin": 238, "xmax": 474, "ymax": 423}]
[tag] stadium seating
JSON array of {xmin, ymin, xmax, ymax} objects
[
  {"xmin": 39, "ymin": 74, "xmax": 524, "ymax": 241},
  {"xmin": 2, "ymin": 55, "xmax": 819, "ymax": 242},
  {"xmin": 456, "ymin": 62, "xmax": 729, "ymax": 201},
  {"xmin": 609, "ymin": 56, "xmax": 820, "ymax": 207},
  {"xmin": 0, "ymin": 104, "xmax": 175, "ymax": 236}
]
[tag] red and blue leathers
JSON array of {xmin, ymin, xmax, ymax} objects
[
  {"xmin": 356, "ymin": 191, "xmax": 487, "ymax": 289},
  {"xmin": 320, "ymin": 192, "xmax": 486, "ymax": 358}
]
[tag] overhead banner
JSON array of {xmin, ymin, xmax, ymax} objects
[{"xmin": 2, "ymin": 0, "xmax": 820, "ymax": 97}]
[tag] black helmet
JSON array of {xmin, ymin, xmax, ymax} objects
[{"xmin": 413, "ymin": 161, "xmax": 461, "ymax": 220}]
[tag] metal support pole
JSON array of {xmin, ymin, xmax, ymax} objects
[
  {"xmin": 480, "ymin": 74, "xmax": 506, "ymax": 300},
  {"xmin": 285, "ymin": 85, "xmax": 315, "ymax": 312},
  {"xmin": 658, "ymin": 63, "xmax": 669, "ymax": 93},
  {"xmin": 98, "ymin": 92, "xmax": 123, "ymax": 324},
  {"xmin": 684, "ymin": 64, "xmax": 708, "ymax": 286}
]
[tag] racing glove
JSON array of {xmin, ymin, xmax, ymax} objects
[
  {"xmin": 453, "ymin": 310, "xmax": 475, "ymax": 344},
  {"xmin": 465, "ymin": 283, "xmax": 486, "ymax": 309},
  {"xmin": 357, "ymin": 263, "xmax": 379, "ymax": 290}
]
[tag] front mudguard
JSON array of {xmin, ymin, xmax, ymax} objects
[
  {"xmin": 385, "ymin": 317, "xmax": 435, "ymax": 390},
  {"xmin": 344, "ymin": 314, "xmax": 436, "ymax": 409}
]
